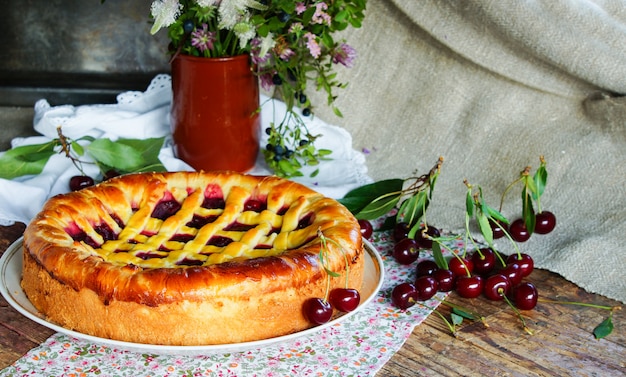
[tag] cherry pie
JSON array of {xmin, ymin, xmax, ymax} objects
[{"xmin": 21, "ymin": 171, "xmax": 364, "ymax": 345}]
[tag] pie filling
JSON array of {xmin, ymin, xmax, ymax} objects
[{"xmin": 62, "ymin": 187, "xmax": 318, "ymax": 268}]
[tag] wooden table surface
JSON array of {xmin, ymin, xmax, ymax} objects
[{"xmin": 1, "ymin": 223, "xmax": 624, "ymax": 376}]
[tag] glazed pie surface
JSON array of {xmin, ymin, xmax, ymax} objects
[{"xmin": 21, "ymin": 171, "xmax": 364, "ymax": 345}]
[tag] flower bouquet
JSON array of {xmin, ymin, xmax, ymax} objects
[{"xmin": 149, "ymin": 0, "xmax": 367, "ymax": 177}]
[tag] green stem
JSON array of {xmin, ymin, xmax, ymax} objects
[
  {"xmin": 432, "ymin": 309, "xmax": 457, "ymax": 337},
  {"xmin": 538, "ymin": 298, "xmax": 620, "ymax": 311}
]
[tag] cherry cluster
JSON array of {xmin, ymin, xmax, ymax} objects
[
  {"xmin": 382, "ymin": 211, "xmax": 557, "ymax": 313},
  {"xmin": 303, "ymin": 288, "xmax": 361, "ymax": 325},
  {"xmin": 302, "ymin": 230, "xmax": 362, "ymax": 325},
  {"xmin": 492, "ymin": 211, "xmax": 556, "ymax": 242}
]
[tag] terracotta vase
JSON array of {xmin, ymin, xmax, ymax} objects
[{"xmin": 170, "ymin": 54, "xmax": 260, "ymax": 172}]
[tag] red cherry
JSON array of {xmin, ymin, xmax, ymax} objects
[
  {"xmin": 483, "ymin": 274, "xmax": 511, "ymax": 301},
  {"xmin": 392, "ymin": 238, "xmax": 420, "ymax": 265},
  {"xmin": 415, "ymin": 260, "xmax": 439, "ymax": 277},
  {"xmin": 500, "ymin": 262, "xmax": 523, "ymax": 286},
  {"xmin": 449, "ymin": 257, "xmax": 474, "ymax": 277},
  {"xmin": 358, "ymin": 219, "xmax": 374, "ymax": 239},
  {"xmin": 244, "ymin": 199, "xmax": 266, "ymax": 212},
  {"xmin": 392, "ymin": 222, "xmax": 410, "ymax": 243},
  {"xmin": 69, "ymin": 175, "xmax": 95, "ymax": 191},
  {"xmin": 391, "ymin": 282, "xmax": 418, "ymax": 310},
  {"xmin": 414, "ymin": 225, "xmax": 441, "ymax": 248},
  {"xmin": 455, "ymin": 275, "xmax": 484, "ymax": 299},
  {"xmin": 103, "ymin": 169, "xmax": 120, "ymax": 180},
  {"xmin": 535, "ymin": 211, "xmax": 556, "ymax": 234},
  {"xmin": 509, "ymin": 219, "xmax": 531, "ymax": 242},
  {"xmin": 329, "ymin": 288, "xmax": 361, "ymax": 313},
  {"xmin": 415, "ymin": 276, "xmax": 439, "ymax": 301},
  {"xmin": 490, "ymin": 219, "xmax": 508, "ymax": 240},
  {"xmin": 471, "ymin": 248, "xmax": 497, "ymax": 275},
  {"xmin": 511, "ymin": 282, "xmax": 539, "ymax": 310},
  {"xmin": 303, "ymin": 298, "xmax": 333, "ymax": 324},
  {"xmin": 433, "ymin": 269, "xmax": 455, "ymax": 292},
  {"xmin": 506, "ymin": 253, "xmax": 534, "ymax": 277}
]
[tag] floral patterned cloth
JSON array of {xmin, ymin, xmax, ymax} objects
[{"xmin": 1, "ymin": 227, "xmax": 462, "ymax": 377}]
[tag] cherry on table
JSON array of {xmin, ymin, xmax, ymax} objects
[
  {"xmin": 392, "ymin": 238, "xmax": 420, "ymax": 265},
  {"xmin": 303, "ymin": 297, "xmax": 333, "ymax": 324},
  {"xmin": 433, "ymin": 269, "xmax": 455, "ymax": 292},
  {"xmin": 500, "ymin": 262, "xmax": 523, "ymax": 286},
  {"xmin": 509, "ymin": 219, "xmax": 531, "ymax": 242},
  {"xmin": 415, "ymin": 276, "xmax": 439, "ymax": 301},
  {"xmin": 415, "ymin": 260, "xmax": 439, "ymax": 277},
  {"xmin": 471, "ymin": 248, "xmax": 497, "ymax": 275},
  {"xmin": 391, "ymin": 282, "xmax": 418, "ymax": 310},
  {"xmin": 506, "ymin": 253, "xmax": 534, "ymax": 277},
  {"xmin": 490, "ymin": 219, "xmax": 508, "ymax": 240},
  {"xmin": 511, "ymin": 282, "xmax": 539, "ymax": 310},
  {"xmin": 329, "ymin": 288, "xmax": 361, "ymax": 313},
  {"xmin": 393, "ymin": 222, "xmax": 411, "ymax": 243},
  {"xmin": 483, "ymin": 274, "xmax": 511, "ymax": 301},
  {"xmin": 535, "ymin": 211, "xmax": 556, "ymax": 234},
  {"xmin": 69, "ymin": 175, "xmax": 95, "ymax": 191},
  {"xmin": 358, "ymin": 219, "xmax": 374, "ymax": 240},
  {"xmin": 449, "ymin": 257, "xmax": 474, "ymax": 277},
  {"xmin": 415, "ymin": 225, "xmax": 441, "ymax": 249},
  {"xmin": 455, "ymin": 275, "xmax": 484, "ymax": 299}
]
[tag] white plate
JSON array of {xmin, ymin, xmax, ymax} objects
[{"xmin": 0, "ymin": 237, "xmax": 384, "ymax": 355}]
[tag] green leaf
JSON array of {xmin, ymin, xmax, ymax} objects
[
  {"xmin": 465, "ymin": 190, "xmax": 474, "ymax": 218},
  {"xmin": 593, "ymin": 316, "xmax": 614, "ymax": 339},
  {"xmin": 485, "ymin": 205, "xmax": 509, "ymax": 225},
  {"xmin": 451, "ymin": 312, "xmax": 464, "ymax": 326},
  {"xmin": 338, "ymin": 178, "xmax": 403, "ymax": 214},
  {"xmin": 432, "ymin": 241, "xmax": 448, "ymax": 270},
  {"xmin": 355, "ymin": 194, "xmax": 400, "ymax": 220},
  {"xmin": 452, "ymin": 307, "xmax": 479, "ymax": 321},
  {"xmin": 533, "ymin": 164, "xmax": 548, "ymax": 201},
  {"xmin": 477, "ymin": 212, "xmax": 494, "ymax": 246},
  {"xmin": 87, "ymin": 139, "xmax": 145, "ymax": 171},
  {"xmin": 397, "ymin": 191, "xmax": 427, "ymax": 228},
  {"xmin": 87, "ymin": 137, "xmax": 166, "ymax": 174},
  {"xmin": 71, "ymin": 141, "xmax": 85, "ymax": 157},
  {"xmin": 521, "ymin": 187, "xmax": 536, "ymax": 234},
  {"xmin": 0, "ymin": 141, "xmax": 57, "ymax": 179}
]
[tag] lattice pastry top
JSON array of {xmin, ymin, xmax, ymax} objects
[{"xmin": 23, "ymin": 171, "xmax": 363, "ymax": 306}]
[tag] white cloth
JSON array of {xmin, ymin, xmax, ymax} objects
[{"xmin": 0, "ymin": 74, "xmax": 371, "ymax": 226}]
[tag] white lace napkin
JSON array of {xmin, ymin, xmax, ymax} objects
[{"xmin": 0, "ymin": 75, "xmax": 371, "ymax": 226}]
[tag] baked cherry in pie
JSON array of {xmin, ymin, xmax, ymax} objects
[{"xmin": 21, "ymin": 171, "xmax": 364, "ymax": 345}]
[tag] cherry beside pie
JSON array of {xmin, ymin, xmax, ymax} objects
[{"xmin": 21, "ymin": 171, "xmax": 364, "ymax": 345}]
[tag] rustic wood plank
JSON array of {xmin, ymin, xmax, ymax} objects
[{"xmin": 379, "ymin": 268, "xmax": 624, "ymax": 377}]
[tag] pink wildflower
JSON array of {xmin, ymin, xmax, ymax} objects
[
  {"xmin": 259, "ymin": 72, "xmax": 275, "ymax": 91},
  {"xmin": 250, "ymin": 38, "xmax": 270, "ymax": 65},
  {"xmin": 312, "ymin": 2, "xmax": 331, "ymax": 25},
  {"xmin": 191, "ymin": 23, "xmax": 216, "ymax": 52},
  {"xmin": 274, "ymin": 36, "xmax": 295, "ymax": 61},
  {"xmin": 295, "ymin": 2, "xmax": 307, "ymax": 15},
  {"xmin": 332, "ymin": 43, "xmax": 357, "ymax": 67},
  {"xmin": 304, "ymin": 32, "xmax": 321, "ymax": 58}
]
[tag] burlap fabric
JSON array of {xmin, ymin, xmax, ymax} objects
[{"xmin": 307, "ymin": 1, "xmax": 626, "ymax": 303}]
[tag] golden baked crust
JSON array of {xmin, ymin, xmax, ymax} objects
[{"xmin": 21, "ymin": 171, "xmax": 364, "ymax": 345}]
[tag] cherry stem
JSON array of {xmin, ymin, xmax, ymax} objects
[
  {"xmin": 57, "ymin": 126, "xmax": 90, "ymax": 175},
  {"xmin": 502, "ymin": 292, "xmax": 534, "ymax": 335},
  {"xmin": 488, "ymin": 214, "xmax": 523, "ymax": 260},
  {"xmin": 438, "ymin": 299, "xmax": 489, "ymax": 328},
  {"xmin": 432, "ymin": 309, "xmax": 458, "ymax": 337},
  {"xmin": 317, "ymin": 228, "xmax": 352, "ymax": 292},
  {"xmin": 498, "ymin": 167, "xmax": 529, "ymax": 213},
  {"xmin": 538, "ymin": 298, "xmax": 621, "ymax": 312}
]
